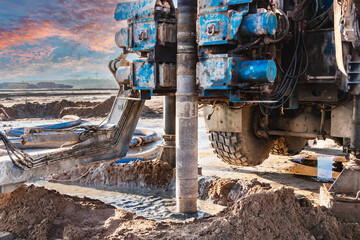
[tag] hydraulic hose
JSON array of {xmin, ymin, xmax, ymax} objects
[
  {"xmin": 1, "ymin": 119, "xmax": 159, "ymax": 164},
  {"xmin": 6, "ymin": 115, "xmax": 82, "ymax": 137}
]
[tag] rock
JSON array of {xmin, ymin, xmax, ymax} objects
[{"xmin": 0, "ymin": 232, "xmax": 13, "ymax": 240}]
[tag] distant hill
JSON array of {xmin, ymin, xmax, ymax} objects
[
  {"xmin": 59, "ymin": 79, "xmax": 118, "ymax": 89},
  {"xmin": 0, "ymin": 79, "xmax": 118, "ymax": 89}
]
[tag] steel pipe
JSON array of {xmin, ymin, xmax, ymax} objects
[
  {"xmin": 159, "ymin": 95, "xmax": 176, "ymax": 167},
  {"xmin": 164, "ymin": 96, "xmax": 176, "ymax": 135},
  {"xmin": 176, "ymin": 0, "xmax": 198, "ymax": 213},
  {"xmin": 262, "ymin": 130, "xmax": 331, "ymax": 139}
]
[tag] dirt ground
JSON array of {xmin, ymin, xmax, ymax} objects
[
  {"xmin": 0, "ymin": 180, "xmax": 359, "ymax": 240},
  {"xmin": 0, "ymin": 96, "xmax": 162, "ymax": 119},
  {"xmin": 1, "ymin": 93, "xmax": 360, "ymax": 239},
  {"xmin": 50, "ymin": 160, "xmax": 174, "ymax": 189}
]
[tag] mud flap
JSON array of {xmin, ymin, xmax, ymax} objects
[{"xmin": 203, "ymin": 105, "xmax": 243, "ymax": 133}]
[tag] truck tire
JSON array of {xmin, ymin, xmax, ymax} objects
[
  {"xmin": 208, "ymin": 106, "xmax": 273, "ymax": 166},
  {"xmin": 271, "ymin": 136, "xmax": 308, "ymax": 156}
]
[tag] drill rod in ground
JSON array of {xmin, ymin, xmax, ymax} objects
[{"xmin": 176, "ymin": 0, "xmax": 198, "ymax": 213}]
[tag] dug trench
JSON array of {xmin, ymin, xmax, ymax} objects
[{"xmin": 0, "ymin": 160, "xmax": 359, "ymax": 240}]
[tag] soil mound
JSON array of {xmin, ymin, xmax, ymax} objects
[
  {"xmin": 205, "ymin": 178, "xmax": 271, "ymax": 206},
  {"xmin": 0, "ymin": 97, "xmax": 162, "ymax": 119},
  {"xmin": 0, "ymin": 185, "xmax": 116, "ymax": 240},
  {"xmin": 149, "ymin": 188, "xmax": 360, "ymax": 240},
  {"xmin": 0, "ymin": 183, "xmax": 359, "ymax": 239},
  {"xmin": 50, "ymin": 160, "xmax": 175, "ymax": 189}
]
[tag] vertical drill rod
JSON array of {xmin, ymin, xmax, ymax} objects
[{"xmin": 176, "ymin": 0, "xmax": 198, "ymax": 213}]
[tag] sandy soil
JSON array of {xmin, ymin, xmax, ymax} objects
[
  {"xmin": 0, "ymin": 182, "xmax": 359, "ymax": 240},
  {"xmin": 50, "ymin": 160, "xmax": 174, "ymax": 189}
]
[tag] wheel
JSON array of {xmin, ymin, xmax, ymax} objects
[
  {"xmin": 208, "ymin": 106, "xmax": 274, "ymax": 166},
  {"xmin": 271, "ymin": 136, "xmax": 308, "ymax": 156}
]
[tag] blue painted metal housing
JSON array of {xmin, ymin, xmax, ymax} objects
[
  {"xmin": 131, "ymin": 59, "xmax": 156, "ymax": 90},
  {"xmin": 198, "ymin": 55, "xmax": 277, "ymax": 98},
  {"xmin": 114, "ymin": 0, "xmax": 177, "ymax": 93},
  {"xmin": 114, "ymin": 0, "xmax": 176, "ymax": 52},
  {"xmin": 198, "ymin": 2, "xmax": 251, "ymax": 46},
  {"xmin": 197, "ymin": 0, "xmax": 278, "ymax": 102},
  {"xmin": 198, "ymin": 0, "xmax": 277, "ymax": 46},
  {"xmin": 115, "ymin": 0, "xmax": 176, "ymax": 21},
  {"xmin": 198, "ymin": 55, "xmax": 276, "ymax": 86}
]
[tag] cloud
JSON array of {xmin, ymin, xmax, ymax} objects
[
  {"xmin": 0, "ymin": 19, "xmax": 71, "ymax": 51},
  {"xmin": 0, "ymin": 0, "xmax": 127, "ymax": 81}
]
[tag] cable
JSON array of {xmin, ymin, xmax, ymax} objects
[
  {"xmin": 267, "ymin": 9, "xmax": 290, "ymax": 43},
  {"xmin": 230, "ymin": 37, "xmax": 263, "ymax": 54},
  {"xmin": 0, "ymin": 131, "xmax": 34, "ymax": 170},
  {"xmin": 260, "ymin": 29, "xmax": 309, "ymax": 113}
]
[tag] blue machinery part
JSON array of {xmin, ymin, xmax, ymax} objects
[
  {"xmin": 239, "ymin": 12, "xmax": 277, "ymax": 36},
  {"xmin": 198, "ymin": 56, "xmax": 277, "ymax": 101},
  {"xmin": 113, "ymin": 0, "xmax": 278, "ymax": 103},
  {"xmin": 198, "ymin": 0, "xmax": 277, "ymax": 45},
  {"xmin": 197, "ymin": 0, "xmax": 278, "ymax": 102},
  {"xmin": 113, "ymin": 0, "xmax": 177, "ymax": 95}
]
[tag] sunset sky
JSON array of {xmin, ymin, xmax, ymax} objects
[{"xmin": 0, "ymin": 0, "xmax": 177, "ymax": 82}]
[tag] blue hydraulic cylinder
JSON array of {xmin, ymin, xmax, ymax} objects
[
  {"xmin": 198, "ymin": 56, "xmax": 277, "ymax": 91},
  {"xmin": 237, "ymin": 60, "xmax": 277, "ymax": 82},
  {"xmin": 240, "ymin": 12, "xmax": 277, "ymax": 36}
]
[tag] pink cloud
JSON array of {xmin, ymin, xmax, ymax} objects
[
  {"xmin": 0, "ymin": 19, "xmax": 71, "ymax": 50},
  {"xmin": 0, "ymin": 0, "xmax": 127, "ymax": 54}
]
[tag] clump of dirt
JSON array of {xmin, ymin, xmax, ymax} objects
[
  {"xmin": 207, "ymin": 178, "xmax": 237, "ymax": 205},
  {"xmin": 0, "ymin": 185, "xmax": 161, "ymax": 240},
  {"xmin": 206, "ymin": 178, "xmax": 271, "ymax": 206},
  {"xmin": 1, "ymin": 183, "xmax": 359, "ymax": 239},
  {"xmin": 50, "ymin": 160, "xmax": 175, "ymax": 189},
  {"xmin": 0, "ymin": 97, "xmax": 162, "ymax": 119},
  {"xmin": 198, "ymin": 177, "xmax": 271, "ymax": 206}
]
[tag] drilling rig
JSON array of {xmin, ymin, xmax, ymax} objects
[{"xmin": 1, "ymin": 0, "xmax": 360, "ymax": 215}]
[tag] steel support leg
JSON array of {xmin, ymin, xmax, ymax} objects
[
  {"xmin": 351, "ymin": 95, "xmax": 360, "ymax": 159},
  {"xmin": 158, "ymin": 95, "xmax": 176, "ymax": 167},
  {"xmin": 176, "ymin": 0, "xmax": 198, "ymax": 213}
]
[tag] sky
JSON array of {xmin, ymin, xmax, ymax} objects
[{"xmin": 0, "ymin": 0, "xmax": 180, "ymax": 82}]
